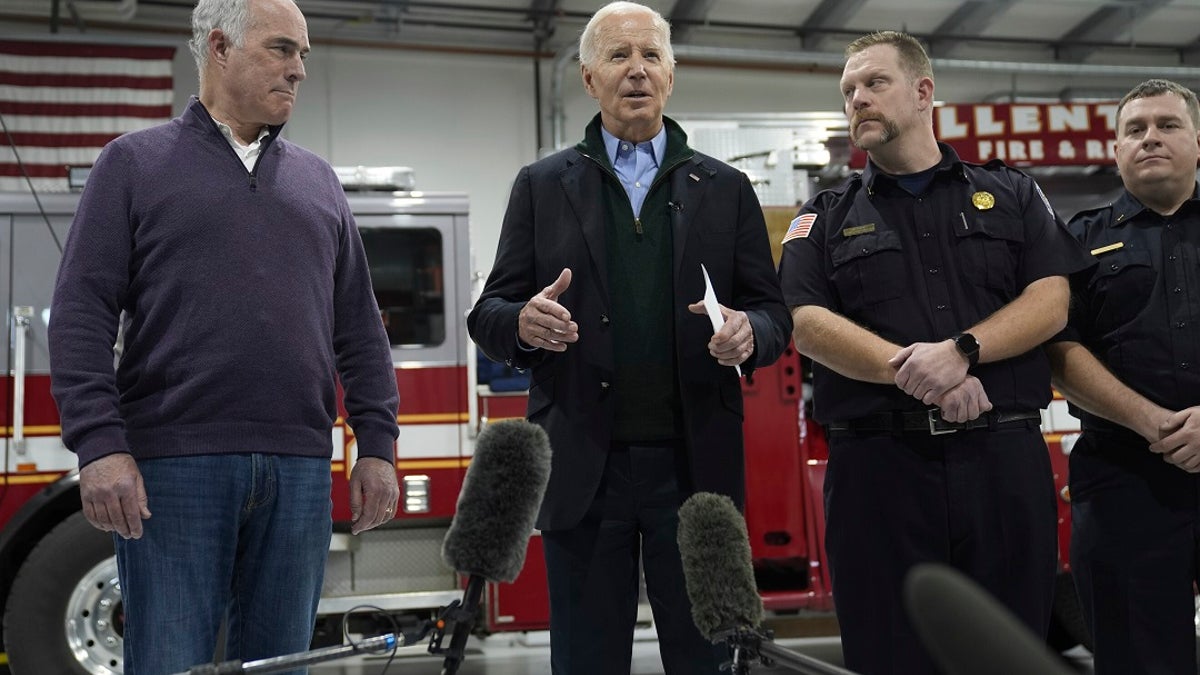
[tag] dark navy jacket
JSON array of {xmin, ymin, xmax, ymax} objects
[
  {"xmin": 1061, "ymin": 186, "xmax": 1200, "ymax": 432},
  {"xmin": 779, "ymin": 143, "xmax": 1092, "ymax": 423}
]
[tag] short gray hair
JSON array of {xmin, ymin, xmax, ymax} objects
[
  {"xmin": 1117, "ymin": 78, "xmax": 1200, "ymax": 130},
  {"xmin": 578, "ymin": 1, "xmax": 675, "ymax": 70},
  {"xmin": 189, "ymin": 0, "xmax": 251, "ymax": 74}
]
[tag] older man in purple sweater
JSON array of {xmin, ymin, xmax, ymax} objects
[{"xmin": 46, "ymin": 0, "xmax": 400, "ymax": 672}]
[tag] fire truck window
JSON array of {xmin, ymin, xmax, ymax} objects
[{"xmin": 359, "ymin": 227, "xmax": 446, "ymax": 348}]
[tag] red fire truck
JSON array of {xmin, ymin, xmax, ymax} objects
[{"xmin": 0, "ymin": 166, "xmax": 1089, "ymax": 674}]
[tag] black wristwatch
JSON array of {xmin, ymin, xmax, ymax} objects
[{"xmin": 952, "ymin": 332, "xmax": 981, "ymax": 368}]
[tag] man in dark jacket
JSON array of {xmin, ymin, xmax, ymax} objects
[{"xmin": 467, "ymin": 3, "xmax": 791, "ymax": 673}]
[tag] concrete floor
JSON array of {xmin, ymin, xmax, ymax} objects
[
  {"xmin": 307, "ymin": 633, "xmax": 852, "ymax": 675},
  {"xmin": 0, "ymin": 625, "xmax": 1097, "ymax": 675},
  {"xmin": 300, "ymin": 632, "xmax": 1096, "ymax": 675}
]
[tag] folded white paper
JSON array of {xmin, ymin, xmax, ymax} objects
[{"xmin": 701, "ymin": 263, "xmax": 742, "ymax": 377}]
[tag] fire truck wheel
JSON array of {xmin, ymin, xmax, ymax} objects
[
  {"xmin": 1046, "ymin": 571, "xmax": 1092, "ymax": 653},
  {"xmin": 3, "ymin": 511, "xmax": 122, "ymax": 675}
]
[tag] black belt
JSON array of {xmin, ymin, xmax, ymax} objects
[{"xmin": 827, "ymin": 409, "xmax": 1041, "ymax": 436}]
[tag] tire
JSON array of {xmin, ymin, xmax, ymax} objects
[
  {"xmin": 3, "ymin": 511, "xmax": 123, "ymax": 675},
  {"xmin": 1046, "ymin": 570, "xmax": 1092, "ymax": 653}
]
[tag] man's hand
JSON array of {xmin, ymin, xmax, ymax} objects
[
  {"xmin": 890, "ymin": 340, "xmax": 969, "ymax": 404},
  {"xmin": 349, "ymin": 456, "xmax": 400, "ymax": 534},
  {"xmin": 934, "ymin": 376, "xmax": 993, "ymax": 423},
  {"xmin": 80, "ymin": 453, "xmax": 151, "ymax": 539},
  {"xmin": 688, "ymin": 302, "xmax": 754, "ymax": 367},
  {"xmin": 517, "ymin": 268, "xmax": 579, "ymax": 352},
  {"xmin": 1150, "ymin": 407, "xmax": 1200, "ymax": 473}
]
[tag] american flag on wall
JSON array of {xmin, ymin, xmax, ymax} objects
[{"xmin": 0, "ymin": 39, "xmax": 175, "ymax": 192}]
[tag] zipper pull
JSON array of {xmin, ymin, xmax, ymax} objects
[
  {"xmin": 634, "ymin": 218, "xmax": 643, "ymax": 237},
  {"xmin": 249, "ymin": 173, "xmax": 257, "ymax": 191}
]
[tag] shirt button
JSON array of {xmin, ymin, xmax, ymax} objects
[
  {"xmin": 1176, "ymin": 321, "xmax": 1187, "ymax": 329},
  {"xmin": 928, "ymin": 267, "xmax": 939, "ymax": 275},
  {"xmin": 1169, "ymin": 255, "xmax": 1178, "ymax": 261},
  {"xmin": 1110, "ymin": 263, "xmax": 1119, "ymax": 271},
  {"xmin": 635, "ymin": 182, "xmax": 642, "ymax": 188},
  {"xmin": 622, "ymin": 144, "xmax": 630, "ymax": 151},
  {"xmin": 601, "ymin": 314, "xmax": 610, "ymax": 325},
  {"xmin": 861, "ymin": 247, "xmax": 870, "ymax": 254},
  {"xmin": 921, "ymin": 232, "xmax": 932, "ymax": 239},
  {"xmin": 936, "ymin": 304, "xmax": 947, "ymax": 310},
  {"xmin": 600, "ymin": 381, "xmax": 611, "ymax": 389},
  {"xmin": 1175, "ymin": 287, "xmax": 1183, "ymax": 293},
  {"xmin": 1181, "ymin": 362, "xmax": 1190, "ymax": 370},
  {"xmin": 1167, "ymin": 223, "xmax": 1175, "ymax": 230}
]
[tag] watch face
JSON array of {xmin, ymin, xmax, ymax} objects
[{"xmin": 955, "ymin": 333, "xmax": 979, "ymax": 355}]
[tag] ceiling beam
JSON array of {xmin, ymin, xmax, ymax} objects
[
  {"xmin": 527, "ymin": 0, "xmax": 559, "ymax": 41},
  {"xmin": 668, "ymin": 0, "xmax": 719, "ymax": 44},
  {"xmin": 926, "ymin": 0, "xmax": 1018, "ymax": 58},
  {"xmin": 1055, "ymin": 0, "xmax": 1172, "ymax": 62},
  {"xmin": 797, "ymin": 0, "xmax": 868, "ymax": 52}
]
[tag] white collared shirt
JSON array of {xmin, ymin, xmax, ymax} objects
[{"xmin": 215, "ymin": 120, "xmax": 271, "ymax": 172}]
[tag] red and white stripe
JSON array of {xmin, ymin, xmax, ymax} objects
[{"xmin": 0, "ymin": 40, "xmax": 174, "ymax": 192}]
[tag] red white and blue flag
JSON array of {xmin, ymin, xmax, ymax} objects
[
  {"xmin": 0, "ymin": 40, "xmax": 175, "ymax": 192},
  {"xmin": 782, "ymin": 212, "xmax": 816, "ymax": 243}
]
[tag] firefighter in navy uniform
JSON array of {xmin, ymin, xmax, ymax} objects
[
  {"xmin": 1047, "ymin": 79, "xmax": 1200, "ymax": 675},
  {"xmin": 777, "ymin": 31, "xmax": 1093, "ymax": 675}
]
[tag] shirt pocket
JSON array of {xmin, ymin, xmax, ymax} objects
[
  {"xmin": 954, "ymin": 214, "xmax": 1025, "ymax": 295},
  {"xmin": 1087, "ymin": 248, "xmax": 1155, "ymax": 335},
  {"xmin": 830, "ymin": 229, "xmax": 904, "ymax": 312}
]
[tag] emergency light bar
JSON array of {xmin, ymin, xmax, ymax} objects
[{"xmin": 334, "ymin": 166, "xmax": 416, "ymax": 191}]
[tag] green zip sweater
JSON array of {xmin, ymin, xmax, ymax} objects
[{"xmin": 577, "ymin": 115, "xmax": 695, "ymax": 442}]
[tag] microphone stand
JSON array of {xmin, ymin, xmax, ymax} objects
[
  {"xmin": 426, "ymin": 577, "xmax": 484, "ymax": 675},
  {"xmin": 175, "ymin": 631, "xmax": 411, "ymax": 675},
  {"xmin": 177, "ymin": 579, "xmax": 496, "ymax": 675},
  {"xmin": 717, "ymin": 627, "xmax": 858, "ymax": 675}
]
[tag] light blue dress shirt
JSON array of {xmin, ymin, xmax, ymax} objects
[{"xmin": 601, "ymin": 124, "xmax": 667, "ymax": 218}]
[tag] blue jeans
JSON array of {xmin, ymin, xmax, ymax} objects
[{"xmin": 115, "ymin": 453, "xmax": 332, "ymax": 675}]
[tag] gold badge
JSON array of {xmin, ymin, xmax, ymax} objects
[{"xmin": 972, "ymin": 191, "xmax": 995, "ymax": 210}]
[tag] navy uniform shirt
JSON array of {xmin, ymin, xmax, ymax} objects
[
  {"xmin": 778, "ymin": 143, "xmax": 1093, "ymax": 424},
  {"xmin": 1061, "ymin": 186, "xmax": 1200, "ymax": 431}
]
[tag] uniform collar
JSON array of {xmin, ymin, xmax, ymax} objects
[
  {"xmin": 1110, "ymin": 183, "xmax": 1200, "ymax": 226},
  {"xmin": 861, "ymin": 142, "xmax": 967, "ymax": 193}
]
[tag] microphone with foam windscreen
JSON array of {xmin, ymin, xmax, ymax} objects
[
  {"xmin": 903, "ymin": 563, "xmax": 1072, "ymax": 675},
  {"xmin": 678, "ymin": 492, "xmax": 857, "ymax": 675},
  {"xmin": 436, "ymin": 419, "xmax": 551, "ymax": 675}
]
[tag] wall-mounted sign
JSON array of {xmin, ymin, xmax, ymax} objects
[
  {"xmin": 935, "ymin": 102, "xmax": 1118, "ymax": 165},
  {"xmin": 850, "ymin": 102, "xmax": 1119, "ymax": 168}
]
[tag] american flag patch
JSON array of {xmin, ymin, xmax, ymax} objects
[{"xmin": 782, "ymin": 213, "xmax": 817, "ymax": 243}]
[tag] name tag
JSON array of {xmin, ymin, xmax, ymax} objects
[
  {"xmin": 842, "ymin": 223, "xmax": 876, "ymax": 237},
  {"xmin": 1090, "ymin": 242, "xmax": 1125, "ymax": 256}
]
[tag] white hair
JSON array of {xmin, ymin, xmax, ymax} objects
[
  {"xmin": 188, "ymin": 0, "xmax": 252, "ymax": 74},
  {"xmin": 578, "ymin": 1, "xmax": 675, "ymax": 70}
]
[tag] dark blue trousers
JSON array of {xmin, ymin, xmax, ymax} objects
[
  {"xmin": 1070, "ymin": 429, "xmax": 1200, "ymax": 675},
  {"xmin": 541, "ymin": 442, "xmax": 726, "ymax": 675},
  {"xmin": 824, "ymin": 425, "xmax": 1057, "ymax": 675}
]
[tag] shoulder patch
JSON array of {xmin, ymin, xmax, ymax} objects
[{"xmin": 782, "ymin": 213, "xmax": 817, "ymax": 243}]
